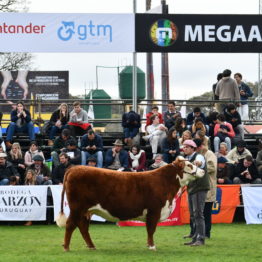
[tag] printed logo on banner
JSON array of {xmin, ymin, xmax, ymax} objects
[
  {"xmin": 150, "ymin": 19, "xmax": 178, "ymax": 47},
  {"xmin": 257, "ymin": 210, "xmax": 262, "ymax": 220},
  {"xmin": 57, "ymin": 20, "xmax": 113, "ymax": 42},
  {"xmin": 212, "ymin": 187, "xmax": 222, "ymax": 214}
]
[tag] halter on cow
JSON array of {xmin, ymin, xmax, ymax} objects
[{"xmin": 56, "ymin": 156, "xmax": 204, "ymax": 251}]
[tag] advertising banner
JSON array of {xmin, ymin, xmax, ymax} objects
[
  {"xmin": 50, "ymin": 185, "xmax": 105, "ymax": 222},
  {"xmin": 136, "ymin": 14, "xmax": 262, "ymax": 53},
  {"xmin": 180, "ymin": 185, "xmax": 240, "ymax": 224},
  {"xmin": 0, "ymin": 13, "xmax": 134, "ymax": 53},
  {"xmin": 242, "ymin": 186, "xmax": 262, "ymax": 224},
  {"xmin": 118, "ymin": 195, "xmax": 181, "ymax": 226},
  {"xmin": 0, "ymin": 71, "xmax": 69, "ymax": 112},
  {"xmin": 0, "ymin": 186, "xmax": 47, "ymax": 221}
]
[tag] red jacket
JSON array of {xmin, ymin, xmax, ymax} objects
[{"xmin": 214, "ymin": 122, "xmax": 235, "ymax": 138}]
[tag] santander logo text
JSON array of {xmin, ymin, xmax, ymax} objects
[{"xmin": 0, "ymin": 23, "xmax": 46, "ymax": 34}]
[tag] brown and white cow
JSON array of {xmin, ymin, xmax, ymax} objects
[{"xmin": 56, "ymin": 156, "xmax": 204, "ymax": 251}]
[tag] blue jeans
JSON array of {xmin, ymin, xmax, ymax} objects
[
  {"xmin": 0, "ymin": 178, "xmax": 9, "ymax": 185},
  {"xmin": 124, "ymin": 127, "xmax": 139, "ymax": 139},
  {"xmin": 49, "ymin": 125, "xmax": 67, "ymax": 140},
  {"xmin": 6, "ymin": 122, "xmax": 35, "ymax": 141},
  {"xmin": 81, "ymin": 151, "xmax": 103, "ymax": 168},
  {"xmin": 0, "ymin": 126, "xmax": 2, "ymax": 139}
]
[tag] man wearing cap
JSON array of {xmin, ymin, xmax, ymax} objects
[
  {"xmin": 52, "ymin": 153, "xmax": 71, "ymax": 185},
  {"xmin": 87, "ymin": 156, "xmax": 97, "ymax": 167},
  {"xmin": 182, "ymin": 139, "xmax": 210, "ymax": 246},
  {"xmin": 105, "ymin": 139, "xmax": 128, "ymax": 171},
  {"xmin": 62, "ymin": 139, "xmax": 81, "ymax": 165},
  {"xmin": 27, "ymin": 155, "xmax": 52, "ymax": 185},
  {"xmin": 80, "ymin": 129, "xmax": 103, "ymax": 168},
  {"xmin": 217, "ymin": 157, "xmax": 233, "ymax": 184},
  {"xmin": 226, "ymin": 140, "xmax": 252, "ymax": 164},
  {"xmin": 0, "ymin": 152, "xmax": 20, "ymax": 185},
  {"xmin": 232, "ymin": 155, "xmax": 261, "ymax": 184}
]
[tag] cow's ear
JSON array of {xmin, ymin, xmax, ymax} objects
[{"xmin": 174, "ymin": 156, "xmax": 185, "ymax": 169}]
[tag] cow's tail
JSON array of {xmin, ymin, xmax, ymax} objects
[{"xmin": 55, "ymin": 168, "xmax": 70, "ymax": 228}]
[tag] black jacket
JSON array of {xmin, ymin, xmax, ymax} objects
[
  {"xmin": 223, "ymin": 108, "xmax": 242, "ymax": 128},
  {"xmin": 52, "ymin": 162, "xmax": 71, "ymax": 184},
  {"xmin": 80, "ymin": 134, "xmax": 103, "ymax": 153},
  {"xmin": 50, "ymin": 109, "xmax": 69, "ymax": 126},
  {"xmin": 0, "ymin": 161, "xmax": 19, "ymax": 180}
]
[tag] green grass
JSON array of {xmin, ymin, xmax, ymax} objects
[{"xmin": 0, "ymin": 223, "xmax": 261, "ymax": 262}]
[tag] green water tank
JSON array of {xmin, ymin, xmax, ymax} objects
[
  {"xmin": 119, "ymin": 66, "xmax": 146, "ymax": 99},
  {"xmin": 85, "ymin": 89, "xmax": 111, "ymax": 127}
]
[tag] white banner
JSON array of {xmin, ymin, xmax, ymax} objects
[
  {"xmin": 241, "ymin": 186, "xmax": 262, "ymax": 224},
  {"xmin": 50, "ymin": 185, "xmax": 105, "ymax": 222},
  {"xmin": 0, "ymin": 186, "xmax": 47, "ymax": 221},
  {"xmin": 0, "ymin": 13, "xmax": 134, "ymax": 52}
]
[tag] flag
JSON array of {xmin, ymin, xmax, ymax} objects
[{"xmin": 87, "ymin": 91, "xmax": 95, "ymax": 120}]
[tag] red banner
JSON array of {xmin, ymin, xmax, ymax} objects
[
  {"xmin": 118, "ymin": 196, "xmax": 182, "ymax": 226},
  {"xmin": 180, "ymin": 185, "xmax": 240, "ymax": 224}
]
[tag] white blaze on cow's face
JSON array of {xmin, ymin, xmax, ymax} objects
[{"xmin": 176, "ymin": 157, "xmax": 205, "ymax": 187}]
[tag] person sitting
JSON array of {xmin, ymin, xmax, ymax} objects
[
  {"xmin": 62, "ymin": 139, "xmax": 81, "ymax": 165},
  {"xmin": 67, "ymin": 101, "xmax": 91, "ymax": 137},
  {"xmin": 122, "ymin": 109, "xmax": 141, "ymax": 146},
  {"xmin": 5, "ymin": 101, "xmax": 35, "ymax": 148},
  {"xmin": 213, "ymin": 114, "xmax": 235, "ymax": 153},
  {"xmin": 51, "ymin": 128, "xmax": 73, "ymax": 168},
  {"xmin": 226, "ymin": 139, "xmax": 252, "ymax": 164},
  {"xmin": 206, "ymin": 111, "xmax": 219, "ymax": 137},
  {"xmin": 232, "ymin": 155, "xmax": 262, "ymax": 184},
  {"xmin": 174, "ymin": 117, "xmax": 187, "ymax": 138},
  {"xmin": 24, "ymin": 141, "xmax": 45, "ymax": 167},
  {"xmin": 178, "ymin": 130, "xmax": 192, "ymax": 154},
  {"xmin": 80, "ymin": 129, "xmax": 103, "ymax": 167},
  {"xmin": 194, "ymin": 130, "xmax": 210, "ymax": 149},
  {"xmin": 47, "ymin": 103, "xmax": 70, "ymax": 146},
  {"xmin": 143, "ymin": 115, "xmax": 167, "ymax": 159},
  {"xmin": 215, "ymin": 142, "xmax": 232, "ymax": 163},
  {"xmin": 52, "ymin": 153, "xmax": 71, "ymax": 185},
  {"xmin": 217, "ymin": 157, "xmax": 233, "ymax": 184},
  {"xmin": 24, "ymin": 169, "xmax": 38, "ymax": 185},
  {"xmin": 223, "ymin": 103, "xmax": 244, "ymax": 140},
  {"xmin": 163, "ymin": 101, "xmax": 181, "ymax": 130},
  {"xmin": 0, "ymin": 152, "xmax": 20, "ymax": 185},
  {"xmin": 128, "ymin": 145, "xmax": 146, "ymax": 172},
  {"xmin": 191, "ymin": 118, "xmax": 207, "ymax": 137},
  {"xmin": 148, "ymin": 154, "xmax": 167, "ymax": 170},
  {"xmin": 87, "ymin": 156, "xmax": 98, "ymax": 167},
  {"xmin": 186, "ymin": 107, "xmax": 207, "ymax": 130},
  {"xmin": 105, "ymin": 139, "xmax": 128, "ymax": 171},
  {"xmin": 256, "ymin": 143, "xmax": 262, "ymax": 178},
  {"xmin": 161, "ymin": 127, "xmax": 180, "ymax": 163},
  {"xmin": 146, "ymin": 106, "xmax": 163, "ymax": 128},
  {"xmin": 28, "ymin": 155, "xmax": 52, "ymax": 185},
  {"xmin": 7, "ymin": 142, "xmax": 26, "ymax": 184}
]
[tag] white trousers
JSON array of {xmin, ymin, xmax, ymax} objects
[{"xmin": 238, "ymin": 104, "xmax": 249, "ymax": 121}]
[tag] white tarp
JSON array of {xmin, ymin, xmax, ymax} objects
[
  {"xmin": 0, "ymin": 13, "xmax": 134, "ymax": 52},
  {"xmin": 50, "ymin": 185, "xmax": 105, "ymax": 222},
  {"xmin": 0, "ymin": 186, "xmax": 47, "ymax": 221},
  {"xmin": 241, "ymin": 186, "xmax": 262, "ymax": 224}
]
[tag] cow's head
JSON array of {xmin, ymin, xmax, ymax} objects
[{"xmin": 173, "ymin": 156, "xmax": 205, "ymax": 187}]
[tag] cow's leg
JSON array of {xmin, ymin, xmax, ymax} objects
[
  {"xmin": 146, "ymin": 210, "xmax": 160, "ymax": 251},
  {"xmin": 78, "ymin": 214, "xmax": 96, "ymax": 250},
  {"xmin": 63, "ymin": 213, "xmax": 77, "ymax": 251}
]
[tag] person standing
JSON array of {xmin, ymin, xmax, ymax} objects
[
  {"xmin": 215, "ymin": 69, "xmax": 240, "ymax": 113},
  {"xmin": 182, "ymin": 139, "xmax": 210, "ymax": 247},
  {"xmin": 234, "ymin": 73, "xmax": 253, "ymax": 121}
]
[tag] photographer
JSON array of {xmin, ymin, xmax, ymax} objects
[{"xmin": 232, "ymin": 155, "xmax": 261, "ymax": 184}]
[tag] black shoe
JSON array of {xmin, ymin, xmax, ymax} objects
[
  {"xmin": 190, "ymin": 240, "xmax": 205, "ymax": 246},
  {"xmin": 184, "ymin": 241, "xmax": 195, "ymax": 246},
  {"xmin": 183, "ymin": 234, "xmax": 193, "ymax": 239}
]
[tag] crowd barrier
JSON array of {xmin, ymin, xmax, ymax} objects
[{"xmin": 0, "ymin": 185, "xmax": 261, "ymax": 224}]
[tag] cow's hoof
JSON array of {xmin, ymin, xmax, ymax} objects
[
  {"xmin": 62, "ymin": 244, "xmax": 70, "ymax": 252},
  {"xmin": 88, "ymin": 247, "xmax": 96, "ymax": 250},
  {"xmin": 148, "ymin": 245, "xmax": 156, "ymax": 251}
]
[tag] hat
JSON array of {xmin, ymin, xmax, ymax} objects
[
  {"xmin": 218, "ymin": 157, "xmax": 228, "ymax": 164},
  {"xmin": 87, "ymin": 156, "xmax": 97, "ymax": 163},
  {"xmin": 236, "ymin": 140, "xmax": 246, "ymax": 148},
  {"xmin": 0, "ymin": 152, "xmax": 7, "ymax": 158},
  {"xmin": 183, "ymin": 140, "xmax": 197, "ymax": 148},
  {"xmin": 113, "ymin": 139, "xmax": 124, "ymax": 146},
  {"xmin": 33, "ymin": 155, "xmax": 44, "ymax": 161}
]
